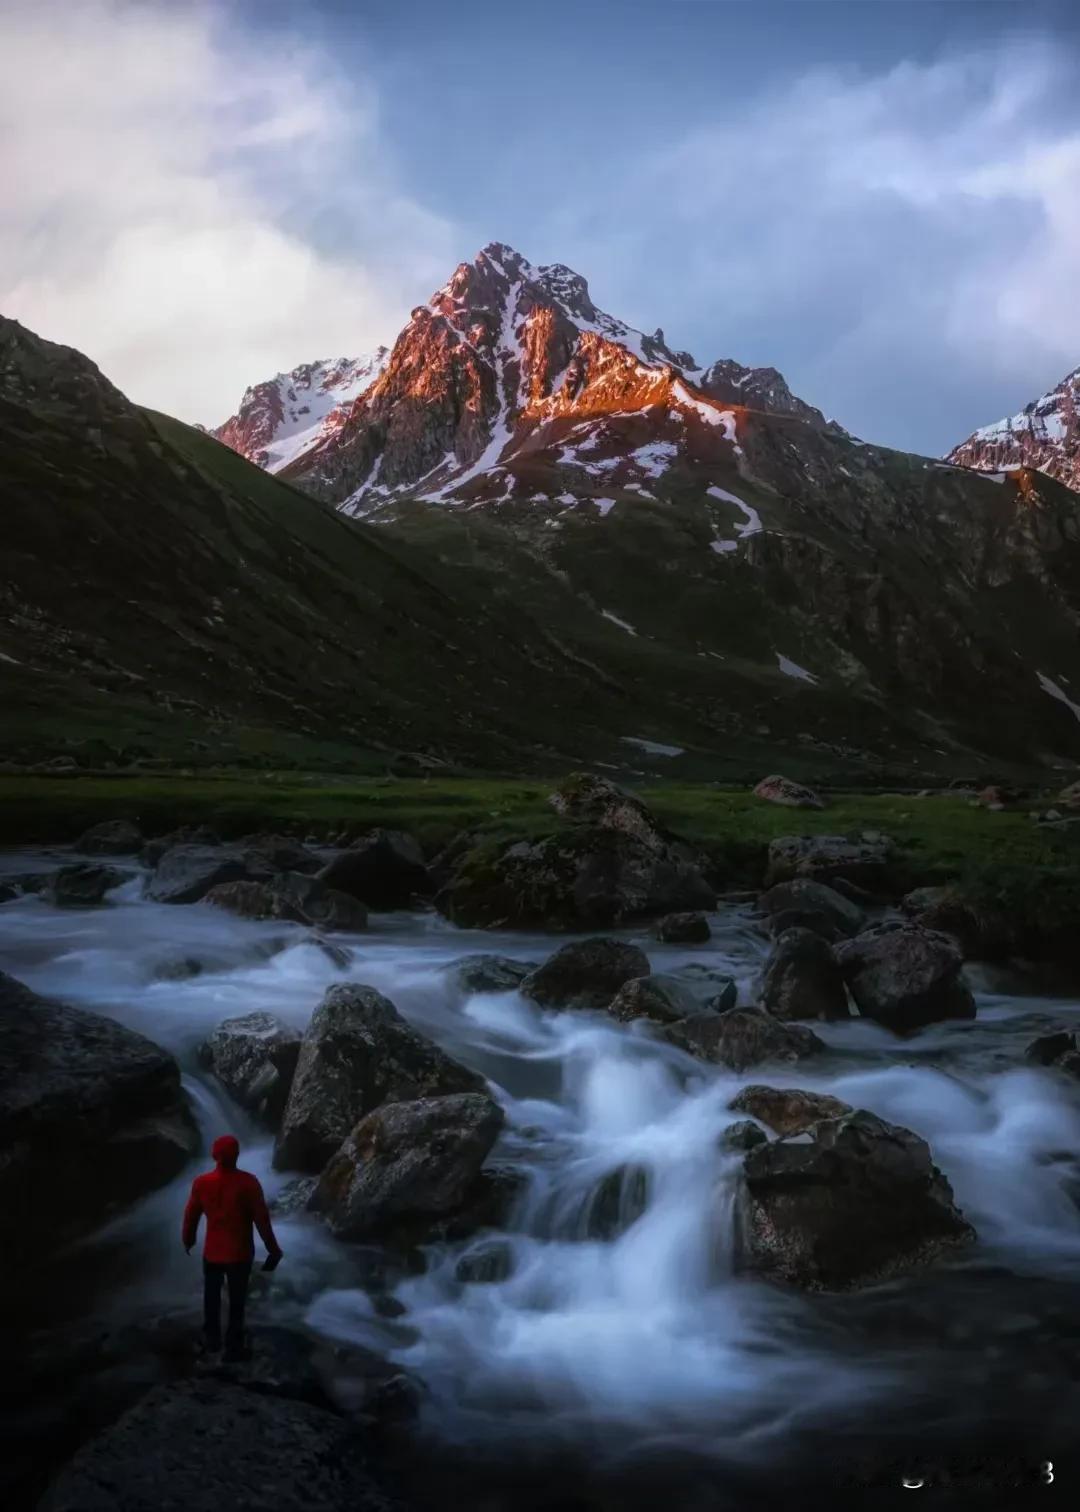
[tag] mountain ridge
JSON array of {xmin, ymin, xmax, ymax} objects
[{"xmin": 946, "ymin": 364, "xmax": 1080, "ymax": 494}]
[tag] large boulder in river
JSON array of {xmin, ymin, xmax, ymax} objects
[
  {"xmin": 274, "ymin": 872, "xmax": 368, "ymax": 932},
  {"xmin": 735, "ymin": 1109, "xmax": 975, "ymax": 1290},
  {"xmin": 197, "ymin": 1012, "xmax": 303, "ymax": 1130},
  {"xmin": 274, "ymin": 984, "xmax": 485, "ymax": 1174},
  {"xmin": 758, "ymin": 928, "xmax": 850, "ymax": 1022},
  {"xmin": 899, "ymin": 884, "xmax": 1000, "ymax": 961},
  {"xmin": 753, "ymin": 775, "xmax": 825, "ymax": 810},
  {"xmin": 46, "ymin": 862, "xmax": 126, "ymax": 907},
  {"xmin": 451, "ymin": 954, "xmax": 536, "ymax": 994},
  {"xmin": 664, "ymin": 1007, "xmax": 824, "ymax": 1072},
  {"xmin": 317, "ymin": 829, "xmax": 430, "ymax": 909},
  {"xmin": 520, "ymin": 937, "xmax": 650, "ymax": 1010},
  {"xmin": 654, "ymin": 911, "xmax": 711, "ymax": 944},
  {"xmin": 765, "ymin": 833, "xmax": 893, "ymax": 891},
  {"xmin": 203, "ymin": 880, "xmax": 310, "ymax": 924},
  {"xmin": 438, "ymin": 827, "xmax": 715, "ymax": 930},
  {"xmin": 548, "ymin": 773, "xmax": 675, "ymax": 852},
  {"xmin": 75, "ymin": 818, "xmax": 143, "ymax": 855},
  {"xmin": 145, "ymin": 844, "xmax": 268, "ymax": 905},
  {"xmin": 729, "ymin": 1083, "xmax": 852, "ymax": 1136},
  {"xmin": 757, "ymin": 878, "xmax": 865, "ymax": 939},
  {"xmin": 608, "ymin": 972, "xmax": 729, "ymax": 1025},
  {"xmin": 0, "ymin": 971, "xmax": 198, "ymax": 1272},
  {"xmin": 835, "ymin": 921, "xmax": 975, "ymax": 1034},
  {"xmin": 38, "ymin": 1378, "xmax": 399, "ymax": 1512},
  {"xmin": 311, "ymin": 1092, "xmax": 504, "ymax": 1242}
]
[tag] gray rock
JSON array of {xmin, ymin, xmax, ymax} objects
[
  {"xmin": 38, "ymin": 1379, "xmax": 402, "ymax": 1512},
  {"xmin": 654, "ymin": 911, "xmax": 711, "ymax": 944},
  {"xmin": 719, "ymin": 1120, "xmax": 768, "ymax": 1153},
  {"xmin": 455, "ymin": 1237, "xmax": 515, "ymax": 1283},
  {"xmin": 203, "ymin": 880, "xmax": 310, "ymax": 924},
  {"xmin": 521, "ymin": 937, "xmax": 651, "ymax": 1010},
  {"xmin": 451, "ymin": 954, "xmax": 536, "ymax": 994},
  {"xmin": 46, "ymin": 862, "xmax": 126, "ymax": 906},
  {"xmin": 835, "ymin": 921, "xmax": 976, "ymax": 1034},
  {"xmin": 752, "ymin": 774, "xmax": 825, "ymax": 810},
  {"xmin": 311, "ymin": 1092, "xmax": 504, "ymax": 1242},
  {"xmin": 274, "ymin": 984, "xmax": 486, "ymax": 1174},
  {"xmin": 757, "ymin": 878, "xmax": 865, "ymax": 937},
  {"xmin": 758, "ymin": 927, "xmax": 850, "ymax": 1021},
  {"xmin": 664, "ymin": 1006, "xmax": 824, "ymax": 1072},
  {"xmin": 1024, "ymin": 1029, "xmax": 1080, "ymax": 1078},
  {"xmin": 735, "ymin": 1108, "xmax": 975, "ymax": 1290},
  {"xmin": 145, "ymin": 844, "xmax": 267, "ymax": 905},
  {"xmin": 548, "ymin": 773, "xmax": 674, "ymax": 852},
  {"xmin": 75, "ymin": 818, "xmax": 143, "ymax": 855},
  {"xmin": 583, "ymin": 1164, "xmax": 650, "ymax": 1239},
  {"xmin": 150, "ymin": 954, "xmax": 203, "ymax": 982},
  {"xmin": 729, "ymin": 1083, "xmax": 852, "ymax": 1136},
  {"xmin": 275, "ymin": 872, "xmax": 368, "ymax": 932},
  {"xmin": 0, "ymin": 971, "xmax": 198, "ymax": 1272},
  {"xmin": 318, "ymin": 829, "xmax": 430, "ymax": 909},
  {"xmin": 765, "ymin": 834, "xmax": 893, "ymax": 890},
  {"xmin": 607, "ymin": 973, "xmax": 704, "ymax": 1025},
  {"xmin": 197, "ymin": 1012, "xmax": 302, "ymax": 1130}
]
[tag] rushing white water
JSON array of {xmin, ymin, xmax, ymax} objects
[{"xmin": 3, "ymin": 844, "xmax": 1080, "ymax": 1464}]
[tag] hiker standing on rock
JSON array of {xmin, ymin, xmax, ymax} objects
[{"xmin": 181, "ymin": 1134, "xmax": 283, "ymax": 1360}]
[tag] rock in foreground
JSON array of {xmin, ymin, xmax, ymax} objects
[
  {"xmin": 312, "ymin": 1092, "xmax": 504, "ymax": 1242},
  {"xmin": 757, "ymin": 878, "xmax": 865, "ymax": 938},
  {"xmin": 608, "ymin": 973, "xmax": 726, "ymax": 1025},
  {"xmin": 0, "ymin": 971, "xmax": 198, "ymax": 1271},
  {"xmin": 274, "ymin": 984, "xmax": 485, "ymax": 1173},
  {"xmin": 145, "ymin": 844, "xmax": 268, "ymax": 905},
  {"xmin": 203, "ymin": 880, "xmax": 310, "ymax": 924},
  {"xmin": 664, "ymin": 1007, "xmax": 824, "ymax": 1072},
  {"xmin": 735, "ymin": 1109, "xmax": 975, "ymax": 1290},
  {"xmin": 38, "ymin": 1379, "xmax": 401, "ymax": 1512},
  {"xmin": 451, "ymin": 954, "xmax": 536, "ymax": 994},
  {"xmin": 47, "ymin": 863, "xmax": 126, "ymax": 907},
  {"xmin": 758, "ymin": 927, "xmax": 849, "ymax": 1022},
  {"xmin": 318, "ymin": 829, "xmax": 430, "ymax": 909},
  {"xmin": 729, "ymin": 1083, "xmax": 852, "ymax": 1136},
  {"xmin": 836, "ymin": 921, "xmax": 975, "ymax": 1034},
  {"xmin": 198, "ymin": 1012, "xmax": 303, "ymax": 1130},
  {"xmin": 521, "ymin": 937, "xmax": 650, "ymax": 1010}
]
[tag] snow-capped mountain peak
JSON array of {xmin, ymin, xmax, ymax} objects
[
  {"xmin": 214, "ymin": 350, "xmax": 389, "ymax": 473},
  {"xmin": 946, "ymin": 364, "xmax": 1080, "ymax": 492}
]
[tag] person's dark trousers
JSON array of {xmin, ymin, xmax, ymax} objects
[{"xmin": 203, "ymin": 1260, "xmax": 252, "ymax": 1351}]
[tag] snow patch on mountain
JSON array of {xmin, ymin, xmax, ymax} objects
[
  {"xmin": 1037, "ymin": 671, "xmax": 1080, "ymax": 723},
  {"xmin": 777, "ymin": 654, "xmax": 818, "ymax": 684}
]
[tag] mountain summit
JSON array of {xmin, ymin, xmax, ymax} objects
[
  {"xmin": 946, "ymin": 364, "xmax": 1080, "ymax": 494},
  {"xmin": 212, "ymin": 243, "xmax": 827, "ymax": 513}
]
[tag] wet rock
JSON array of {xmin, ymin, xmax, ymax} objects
[
  {"xmin": 835, "ymin": 921, "xmax": 976, "ymax": 1034},
  {"xmin": 0, "ymin": 971, "xmax": 198, "ymax": 1272},
  {"xmin": 437, "ymin": 826, "xmax": 715, "ymax": 930},
  {"xmin": 150, "ymin": 954, "xmax": 203, "ymax": 982},
  {"xmin": 318, "ymin": 828, "xmax": 430, "ymax": 909},
  {"xmin": 758, "ymin": 927, "xmax": 849, "ymax": 1022},
  {"xmin": 583, "ymin": 1164, "xmax": 650, "ymax": 1239},
  {"xmin": 899, "ymin": 885, "xmax": 998, "ymax": 961},
  {"xmin": 203, "ymin": 880, "xmax": 311, "ymax": 924},
  {"xmin": 442, "ymin": 1162, "xmax": 528, "ymax": 1235},
  {"xmin": 75, "ymin": 818, "xmax": 143, "ymax": 855},
  {"xmin": 274, "ymin": 872, "xmax": 369, "ymax": 932},
  {"xmin": 757, "ymin": 878, "xmax": 865, "ymax": 938},
  {"xmin": 274, "ymin": 983, "xmax": 486, "ymax": 1174},
  {"xmin": 305, "ymin": 935, "xmax": 354, "ymax": 969},
  {"xmin": 46, "ymin": 862, "xmax": 126, "ymax": 906},
  {"xmin": 607, "ymin": 973, "xmax": 705, "ymax": 1025},
  {"xmin": 719, "ymin": 1120, "xmax": 768, "ymax": 1153},
  {"xmin": 654, "ymin": 911, "xmax": 711, "ymax": 944},
  {"xmin": 311, "ymin": 1092, "xmax": 505, "ymax": 1243},
  {"xmin": 765, "ymin": 833, "xmax": 893, "ymax": 891},
  {"xmin": 451, "ymin": 954, "xmax": 536, "ymax": 994},
  {"xmin": 1024, "ymin": 1030, "xmax": 1080, "ymax": 1078},
  {"xmin": 37, "ymin": 1379, "xmax": 401, "ymax": 1512},
  {"xmin": 735, "ymin": 1108, "xmax": 976, "ymax": 1290},
  {"xmin": 521, "ymin": 937, "xmax": 651, "ymax": 1010},
  {"xmin": 239, "ymin": 834, "xmax": 322, "ymax": 874},
  {"xmin": 548, "ymin": 772, "xmax": 676, "ymax": 852},
  {"xmin": 198, "ymin": 1012, "xmax": 303, "ymax": 1130},
  {"xmin": 455, "ymin": 1237, "xmax": 515, "ymax": 1283},
  {"xmin": 672, "ymin": 963, "xmax": 738, "ymax": 1011},
  {"xmin": 753, "ymin": 775, "xmax": 825, "ymax": 810},
  {"xmin": 729, "ymin": 1083, "xmax": 852, "ymax": 1136},
  {"xmin": 141, "ymin": 825, "xmax": 221, "ymax": 868},
  {"xmin": 271, "ymin": 1176, "xmax": 319, "ymax": 1216},
  {"xmin": 664, "ymin": 1006, "xmax": 824, "ymax": 1072},
  {"xmin": 145, "ymin": 844, "xmax": 268, "ymax": 905}
]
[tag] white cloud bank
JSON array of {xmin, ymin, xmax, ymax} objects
[{"xmin": 0, "ymin": 0, "xmax": 455, "ymax": 422}]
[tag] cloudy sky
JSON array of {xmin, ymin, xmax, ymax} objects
[{"xmin": 3, "ymin": 0, "xmax": 1079, "ymax": 454}]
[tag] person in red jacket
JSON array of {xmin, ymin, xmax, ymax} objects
[{"xmin": 181, "ymin": 1134, "xmax": 283, "ymax": 1359}]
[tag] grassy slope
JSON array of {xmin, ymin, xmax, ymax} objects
[{"xmin": 2, "ymin": 774, "xmax": 1074, "ymax": 888}]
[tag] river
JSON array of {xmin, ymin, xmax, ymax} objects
[{"xmin": 3, "ymin": 845, "xmax": 1079, "ymax": 1504}]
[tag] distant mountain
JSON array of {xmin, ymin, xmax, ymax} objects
[
  {"xmin": 946, "ymin": 365, "xmax": 1080, "ymax": 494},
  {"xmin": 213, "ymin": 351, "xmax": 389, "ymax": 473}
]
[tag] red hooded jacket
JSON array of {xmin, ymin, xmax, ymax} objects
[{"xmin": 182, "ymin": 1135, "xmax": 281, "ymax": 1265}]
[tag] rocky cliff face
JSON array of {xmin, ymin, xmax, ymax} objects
[
  {"xmin": 212, "ymin": 351, "xmax": 388, "ymax": 473},
  {"xmin": 946, "ymin": 365, "xmax": 1080, "ymax": 494}
]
